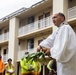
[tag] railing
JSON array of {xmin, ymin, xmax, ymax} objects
[
  {"xmin": 2, "ymin": 54, "xmax": 8, "ymax": 62},
  {"xmin": 68, "ymin": 6, "xmax": 76, "ymax": 19},
  {"xmin": 17, "ymin": 48, "xmax": 36, "ymax": 60},
  {"xmin": 19, "ymin": 16, "xmax": 53, "ymax": 36},
  {"xmin": 0, "ymin": 32, "xmax": 9, "ymax": 43}
]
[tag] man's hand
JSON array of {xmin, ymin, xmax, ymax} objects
[
  {"xmin": 28, "ymin": 65, "xmax": 34, "ymax": 71},
  {"xmin": 37, "ymin": 45, "xmax": 41, "ymax": 52},
  {"xmin": 37, "ymin": 45, "xmax": 51, "ymax": 56},
  {"xmin": 45, "ymin": 48, "xmax": 50, "ymax": 56},
  {"xmin": 42, "ymin": 47, "xmax": 47, "ymax": 53}
]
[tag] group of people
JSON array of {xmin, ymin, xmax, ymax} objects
[
  {"xmin": 0, "ymin": 55, "xmax": 14, "ymax": 75},
  {"xmin": 0, "ymin": 12, "xmax": 76, "ymax": 75}
]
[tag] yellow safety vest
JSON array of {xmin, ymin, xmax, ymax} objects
[
  {"xmin": 32, "ymin": 61, "xmax": 41, "ymax": 75},
  {"xmin": 5, "ymin": 64, "xmax": 14, "ymax": 75},
  {"xmin": 20, "ymin": 58, "xmax": 34, "ymax": 74},
  {"xmin": 47, "ymin": 60, "xmax": 53, "ymax": 72}
]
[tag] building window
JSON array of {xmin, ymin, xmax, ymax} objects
[
  {"xmin": 38, "ymin": 39, "xmax": 43, "ymax": 45},
  {"xmin": 27, "ymin": 38, "xmax": 34, "ymax": 49},
  {"xmin": 39, "ymin": 15, "xmax": 43, "ymax": 20},
  {"xmin": 3, "ymin": 49, "xmax": 7, "ymax": 55},
  {"xmin": 18, "ymin": 41, "xmax": 20, "ymax": 51},
  {"xmin": 28, "ymin": 16, "xmax": 34, "ymax": 31},
  {"xmin": 45, "ymin": 12, "xmax": 50, "ymax": 18},
  {"xmin": 0, "ymin": 29, "xmax": 2, "ymax": 41},
  {"xmin": 28, "ymin": 16, "xmax": 34, "ymax": 24},
  {"xmin": 0, "ymin": 47, "xmax": 1, "ymax": 54},
  {"xmin": 45, "ymin": 12, "xmax": 50, "ymax": 26},
  {"xmin": 4, "ymin": 29, "xmax": 8, "ymax": 40},
  {"xmin": 38, "ymin": 15, "xmax": 43, "ymax": 28},
  {"xmin": 38, "ymin": 12, "xmax": 50, "ymax": 28}
]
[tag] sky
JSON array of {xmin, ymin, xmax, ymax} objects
[{"xmin": 0, "ymin": 0, "xmax": 42, "ymax": 19}]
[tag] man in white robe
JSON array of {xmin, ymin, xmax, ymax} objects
[{"xmin": 37, "ymin": 12, "xmax": 76, "ymax": 75}]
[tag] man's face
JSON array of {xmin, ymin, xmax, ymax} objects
[{"xmin": 52, "ymin": 13, "xmax": 64, "ymax": 27}]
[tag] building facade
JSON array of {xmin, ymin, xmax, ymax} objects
[{"xmin": 0, "ymin": 0, "xmax": 76, "ymax": 75}]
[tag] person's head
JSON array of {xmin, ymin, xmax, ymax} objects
[
  {"xmin": 25, "ymin": 51, "xmax": 29, "ymax": 57},
  {"xmin": 52, "ymin": 12, "xmax": 65, "ymax": 27},
  {"xmin": 7, "ymin": 58, "xmax": 12, "ymax": 64}
]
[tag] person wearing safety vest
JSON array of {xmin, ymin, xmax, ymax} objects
[
  {"xmin": 32, "ymin": 57, "xmax": 41, "ymax": 75},
  {"xmin": 0, "ymin": 55, "xmax": 4, "ymax": 75},
  {"xmin": 47, "ymin": 59, "xmax": 57, "ymax": 75},
  {"xmin": 20, "ymin": 52, "xmax": 34, "ymax": 75},
  {"xmin": 32, "ymin": 61, "xmax": 41, "ymax": 75},
  {"xmin": 5, "ymin": 58, "xmax": 14, "ymax": 75}
]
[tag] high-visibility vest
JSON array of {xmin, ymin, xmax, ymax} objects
[
  {"xmin": 20, "ymin": 58, "xmax": 34, "ymax": 74},
  {"xmin": 5, "ymin": 64, "xmax": 14, "ymax": 75},
  {"xmin": 32, "ymin": 61, "xmax": 41, "ymax": 75},
  {"xmin": 47, "ymin": 59, "xmax": 57, "ymax": 72},
  {"xmin": 47, "ymin": 60, "xmax": 53, "ymax": 72}
]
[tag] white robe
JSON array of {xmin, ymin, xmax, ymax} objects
[{"xmin": 40, "ymin": 22, "xmax": 76, "ymax": 75}]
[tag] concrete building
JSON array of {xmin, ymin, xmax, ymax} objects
[{"xmin": 0, "ymin": 0, "xmax": 76, "ymax": 75}]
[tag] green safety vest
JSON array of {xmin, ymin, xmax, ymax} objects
[
  {"xmin": 47, "ymin": 60, "xmax": 53, "ymax": 72},
  {"xmin": 20, "ymin": 58, "xmax": 34, "ymax": 74},
  {"xmin": 33, "ymin": 61, "xmax": 41, "ymax": 73},
  {"xmin": 5, "ymin": 64, "xmax": 14, "ymax": 75}
]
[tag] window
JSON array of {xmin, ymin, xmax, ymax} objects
[
  {"xmin": 39, "ymin": 15, "xmax": 43, "ymax": 20},
  {"xmin": 45, "ymin": 12, "xmax": 50, "ymax": 26},
  {"xmin": 38, "ymin": 39, "xmax": 43, "ymax": 45},
  {"xmin": 38, "ymin": 12, "xmax": 50, "ymax": 28},
  {"xmin": 0, "ymin": 29, "xmax": 2, "ymax": 34},
  {"xmin": 4, "ymin": 29, "xmax": 8, "ymax": 40},
  {"xmin": 0, "ymin": 47, "xmax": 1, "ymax": 54},
  {"xmin": 28, "ymin": 16, "xmax": 34, "ymax": 31},
  {"xmin": 4, "ymin": 29, "xmax": 7, "ymax": 33},
  {"xmin": 0, "ymin": 29, "xmax": 2, "ymax": 41},
  {"xmin": 18, "ymin": 41, "xmax": 20, "ymax": 51},
  {"xmin": 38, "ymin": 15, "xmax": 43, "ymax": 28},
  {"xmin": 28, "ymin": 16, "xmax": 34, "ymax": 24},
  {"xmin": 3, "ymin": 49, "xmax": 7, "ymax": 55},
  {"xmin": 45, "ymin": 12, "xmax": 50, "ymax": 18},
  {"xmin": 27, "ymin": 38, "xmax": 34, "ymax": 49}
]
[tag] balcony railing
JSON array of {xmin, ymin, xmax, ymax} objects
[
  {"xmin": 2, "ymin": 54, "xmax": 8, "ymax": 62},
  {"xmin": 17, "ymin": 48, "xmax": 36, "ymax": 60},
  {"xmin": 0, "ymin": 32, "xmax": 9, "ymax": 43},
  {"xmin": 68, "ymin": 6, "xmax": 76, "ymax": 19},
  {"xmin": 19, "ymin": 16, "xmax": 53, "ymax": 36}
]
